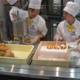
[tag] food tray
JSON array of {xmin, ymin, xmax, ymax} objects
[
  {"xmin": 32, "ymin": 41, "xmax": 69, "ymax": 67},
  {"xmin": 0, "ymin": 44, "xmax": 34, "ymax": 64}
]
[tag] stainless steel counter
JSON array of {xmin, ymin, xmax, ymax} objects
[
  {"xmin": 0, "ymin": 63, "xmax": 80, "ymax": 79},
  {"xmin": 0, "ymin": 42, "xmax": 80, "ymax": 79}
]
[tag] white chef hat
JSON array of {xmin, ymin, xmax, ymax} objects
[
  {"xmin": 63, "ymin": 1, "xmax": 80, "ymax": 17},
  {"xmin": 7, "ymin": 0, "xmax": 17, "ymax": 5},
  {"xmin": 29, "ymin": 0, "xmax": 42, "ymax": 9}
]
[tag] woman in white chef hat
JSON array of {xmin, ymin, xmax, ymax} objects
[
  {"xmin": 22, "ymin": 0, "xmax": 47, "ymax": 44},
  {"xmin": 54, "ymin": 1, "xmax": 80, "ymax": 43}
]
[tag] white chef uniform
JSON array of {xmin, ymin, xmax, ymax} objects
[
  {"xmin": 9, "ymin": 6, "xmax": 28, "ymax": 21},
  {"xmin": 54, "ymin": 1, "xmax": 80, "ymax": 42},
  {"xmin": 8, "ymin": 0, "xmax": 28, "ymax": 22},
  {"xmin": 23, "ymin": 15, "xmax": 47, "ymax": 39},
  {"xmin": 23, "ymin": 0, "xmax": 47, "ymax": 39},
  {"xmin": 54, "ymin": 19, "xmax": 80, "ymax": 42}
]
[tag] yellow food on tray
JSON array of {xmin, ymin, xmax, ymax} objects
[
  {"xmin": 0, "ymin": 44, "xmax": 14, "ymax": 57},
  {"xmin": 47, "ymin": 42, "xmax": 66, "ymax": 49}
]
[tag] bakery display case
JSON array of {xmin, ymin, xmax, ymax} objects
[{"xmin": 0, "ymin": 41, "xmax": 80, "ymax": 79}]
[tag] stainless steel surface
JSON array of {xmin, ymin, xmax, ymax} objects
[
  {"xmin": 0, "ymin": 63, "xmax": 80, "ymax": 79},
  {"xmin": 0, "ymin": 43, "xmax": 80, "ymax": 79}
]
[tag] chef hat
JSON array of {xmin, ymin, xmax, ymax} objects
[
  {"xmin": 63, "ymin": 1, "xmax": 80, "ymax": 17},
  {"xmin": 7, "ymin": 0, "xmax": 17, "ymax": 5},
  {"xmin": 29, "ymin": 0, "xmax": 42, "ymax": 9}
]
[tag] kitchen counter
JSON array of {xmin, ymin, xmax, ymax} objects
[
  {"xmin": 0, "ymin": 42, "xmax": 80, "ymax": 80},
  {"xmin": 0, "ymin": 63, "xmax": 80, "ymax": 80}
]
